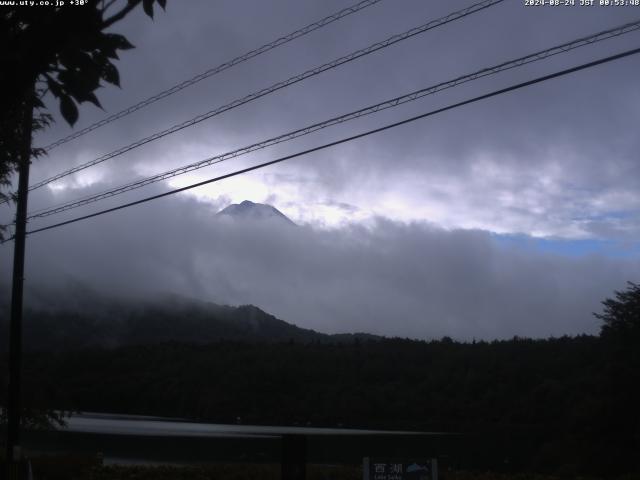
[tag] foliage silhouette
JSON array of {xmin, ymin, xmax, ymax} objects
[
  {"xmin": 0, "ymin": 0, "xmax": 166, "ymax": 229},
  {"xmin": 0, "ymin": 0, "xmax": 167, "ymax": 431},
  {"xmin": 595, "ymin": 281, "xmax": 640, "ymax": 339},
  {"xmin": 593, "ymin": 282, "xmax": 640, "ymax": 473}
]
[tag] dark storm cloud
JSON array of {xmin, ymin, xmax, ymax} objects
[
  {"xmin": 2, "ymin": 0, "xmax": 638, "ymax": 340},
  {"xmin": 1, "ymin": 188, "xmax": 637, "ymax": 340},
  {"xmin": 29, "ymin": 0, "xmax": 640, "ymax": 215}
]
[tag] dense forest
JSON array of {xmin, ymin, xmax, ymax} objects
[
  {"xmin": 1, "ymin": 283, "xmax": 639, "ymax": 476},
  {"xmin": 0, "ymin": 292, "xmax": 378, "ymax": 351}
]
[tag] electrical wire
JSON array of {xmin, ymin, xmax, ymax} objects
[
  {"xmin": 26, "ymin": 19, "xmax": 640, "ymax": 220},
  {"xmin": 17, "ymin": 46, "xmax": 640, "ymax": 239},
  {"xmin": 26, "ymin": 0, "xmax": 504, "ymax": 193},
  {"xmin": 40, "ymin": 0, "xmax": 386, "ymax": 152}
]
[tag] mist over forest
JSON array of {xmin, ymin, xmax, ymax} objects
[{"xmin": 1, "ymin": 199, "xmax": 637, "ymax": 341}]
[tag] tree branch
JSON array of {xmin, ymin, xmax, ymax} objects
[
  {"xmin": 102, "ymin": 1, "xmax": 139, "ymax": 29},
  {"xmin": 102, "ymin": 0, "xmax": 119, "ymax": 14}
]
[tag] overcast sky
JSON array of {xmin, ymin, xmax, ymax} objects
[{"xmin": 1, "ymin": 0, "xmax": 639, "ymax": 339}]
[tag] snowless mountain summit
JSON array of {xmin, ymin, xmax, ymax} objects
[{"xmin": 217, "ymin": 200, "xmax": 295, "ymax": 225}]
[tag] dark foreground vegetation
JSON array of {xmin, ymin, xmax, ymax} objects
[
  {"xmin": 2, "ymin": 332, "xmax": 637, "ymax": 477},
  {"xmin": 2, "ymin": 455, "xmax": 640, "ymax": 480},
  {"xmin": 1, "ymin": 283, "xmax": 639, "ymax": 477},
  {"xmin": 5, "ymin": 455, "xmax": 639, "ymax": 480}
]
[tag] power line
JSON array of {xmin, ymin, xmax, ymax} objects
[
  {"xmin": 40, "ymin": 0, "xmax": 386, "ymax": 152},
  {"xmin": 20, "ymin": 46, "xmax": 640, "ymax": 239},
  {"xmin": 26, "ymin": 0, "xmax": 504, "ymax": 193},
  {"xmin": 26, "ymin": 19, "xmax": 640, "ymax": 220}
]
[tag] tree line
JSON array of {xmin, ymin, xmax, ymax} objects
[{"xmin": 1, "ymin": 283, "xmax": 638, "ymax": 476}]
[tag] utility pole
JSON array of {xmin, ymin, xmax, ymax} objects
[{"xmin": 6, "ymin": 87, "xmax": 34, "ymax": 477}]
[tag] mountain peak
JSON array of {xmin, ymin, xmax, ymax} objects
[{"xmin": 217, "ymin": 200, "xmax": 295, "ymax": 225}]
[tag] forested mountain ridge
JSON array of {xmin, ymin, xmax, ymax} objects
[{"xmin": 0, "ymin": 292, "xmax": 378, "ymax": 351}]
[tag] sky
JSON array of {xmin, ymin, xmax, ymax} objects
[{"xmin": 1, "ymin": 0, "xmax": 639, "ymax": 339}]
